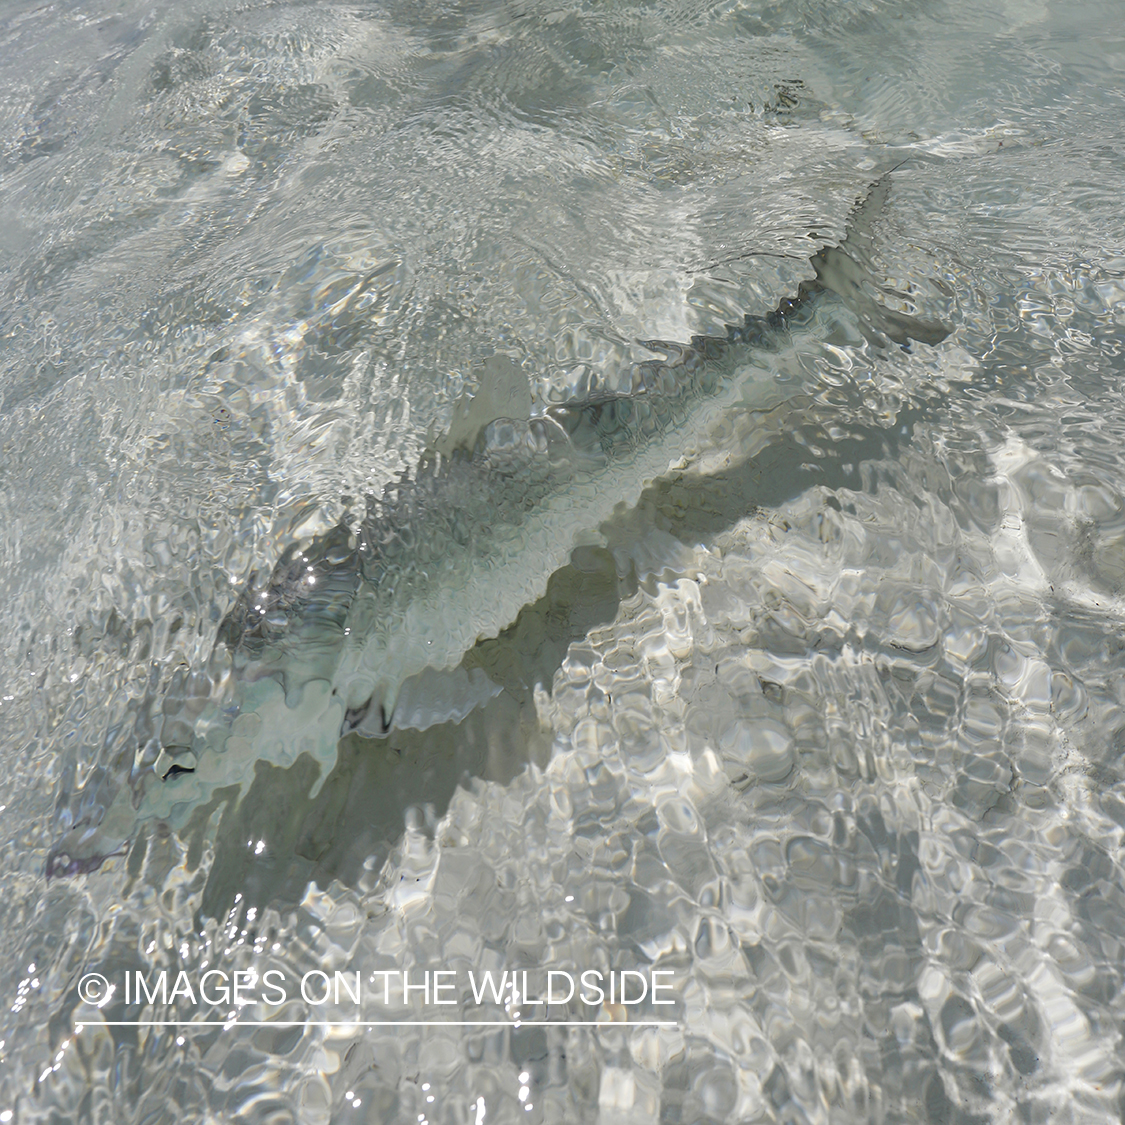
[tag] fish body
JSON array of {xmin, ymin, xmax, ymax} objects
[{"xmin": 51, "ymin": 171, "xmax": 949, "ymax": 851}]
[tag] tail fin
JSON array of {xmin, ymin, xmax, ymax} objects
[{"xmin": 813, "ymin": 168, "xmax": 951, "ymax": 347}]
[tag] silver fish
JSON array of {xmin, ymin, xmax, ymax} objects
[{"xmin": 49, "ymin": 170, "xmax": 949, "ymax": 864}]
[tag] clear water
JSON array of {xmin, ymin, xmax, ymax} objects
[{"xmin": 2, "ymin": 0, "xmax": 1125, "ymax": 1121}]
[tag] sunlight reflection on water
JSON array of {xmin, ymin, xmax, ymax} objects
[{"xmin": 2, "ymin": 0, "xmax": 1125, "ymax": 1121}]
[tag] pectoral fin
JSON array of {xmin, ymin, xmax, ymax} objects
[{"xmin": 348, "ymin": 665, "xmax": 504, "ymax": 736}]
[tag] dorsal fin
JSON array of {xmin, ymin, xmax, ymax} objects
[{"xmin": 428, "ymin": 353, "xmax": 532, "ymax": 460}]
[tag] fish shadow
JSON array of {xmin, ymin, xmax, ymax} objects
[{"xmin": 178, "ymin": 379, "xmax": 932, "ymax": 924}]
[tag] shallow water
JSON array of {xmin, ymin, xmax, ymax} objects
[{"xmin": 2, "ymin": 0, "xmax": 1125, "ymax": 1121}]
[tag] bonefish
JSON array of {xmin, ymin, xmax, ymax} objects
[{"xmin": 50, "ymin": 170, "xmax": 949, "ymax": 862}]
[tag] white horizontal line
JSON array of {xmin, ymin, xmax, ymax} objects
[{"xmin": 86, "ymin": 1020, "xmax": 678, "ymax": 1028}]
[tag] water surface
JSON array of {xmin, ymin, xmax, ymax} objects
[{"xmin": 2, "ymin": 0, "xmax": 1125, "ymax": 1121}]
